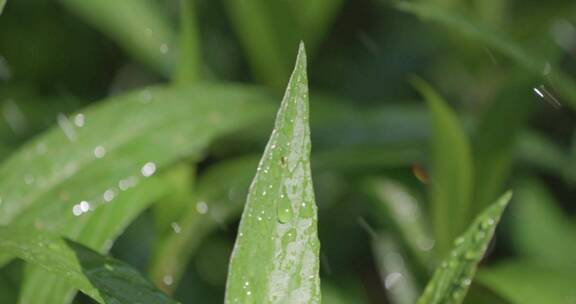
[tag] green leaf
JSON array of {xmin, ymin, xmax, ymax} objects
[
  {"xmin": 59, "ymin": 0, "xmax": 176, "ymax": 75},
  {"xmin": 509, "ymin": 177, "xmax": 576, "ymax": 268},
  {"xmin": 0, "ymin": 83, "xmax": 273, "ymax": 270},
  {"xmin": 149, "ymin": 155, "xmax": 258, "ymax": 292},
  {"xmin": 394, "ymin": 1, "xmax": 576, "ymax": 110},
  {"xmin": 0, "ymin": 227, "xmax": 177, "ymax": 304},
  {"xmin": 176, "ymin": 0, "xmax": 202, "ymax": 84},
  {"xmin": 223, "ymin": 0, "xmax": 342, "ymax": 89},
  {"xmin": 225, "ymin": 44, "xmax": 321, "ymax": 303},
  {"xmin": 362, "ymin": 178, "xmax": 433, "ymax": 272},
  {"xmin": 417, "ymin": 191, "xmax": 512, "ymax": 304},
  {"xmin": 412, "ymin": 78, "xmax": 473, "ymax": 256},
  {"xmin": 478, "ymin": 262, "xmax": 576, "ymax": 304},
  {"xmin": 19, "ymin": 176, "xmax": 167, "ymax": 304},
  {"xmin": 471, "ymin": 77, "xmax": 535, "ymax": 214},
  {"xmin": 0, "ymin": 0, "xmax": 6, "ymax": 15}
]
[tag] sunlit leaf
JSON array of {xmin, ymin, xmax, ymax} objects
[
  {"xmin": 0, "ymin": 0, "xmax": 6, "ymax": 15},
  {"xmin": 478, "ymin": 262, "xmax": 576, "ymax": 304},
  {"xmin": 0, "ymin": 227, "xmax": 177, "ymax": 304},
  {"xmin": 412, "ymin": 78, "xmax": 474, "ymax": 256},
  {"xmin": 60, "ymin": 0, "xmax": 176, "ymax": 75},
  {"xmin": 225, "ymin": 44, "xmax": 321, "ymax": 303},
  {"xmin": 417, "ymin": 191, "xmax": 512, "ymax": 304}
]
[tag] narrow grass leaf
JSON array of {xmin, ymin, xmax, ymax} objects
[
  {"xmin": 0, "ymin": 227, "xmax": 177, "ymax": 304},
  {"xmin": 362, "ymin": 178, "xmax": 433, "ymax": 272},
  {"xmin": 60, "ymin": 0, "xmax": 175, "ymax": 75},
  {"xmin": 176, "ymin": 0, "xmax": 202, "ymax": 84},
  {"xmin": 412, "ymin": 78, "xmax": 473, "ymax": 256},
  {"xmin": 0, "ymin": 0, "xmax": 6, "ymax": 15},
  {"xmin": 225, "ymin": 44, "xmax": 321, "ymax": 303},
  {"xmin": 478, "ymin": 262, "xmax": 576, "ymax": 304},
  {"xmin": 417, "ymin": 191, "xmax": 512, "ymax": 304}
]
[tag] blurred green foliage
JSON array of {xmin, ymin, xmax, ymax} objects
[{"xmin": 0, "ymin": 0, "xmax": 575, "ymax": 303}]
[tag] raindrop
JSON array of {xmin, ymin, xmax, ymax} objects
[
  {"xmin": 79, "ymin": 201, "xmax": 91, "ymax": 212},
  {"xmin": 103, "ymin": 189, "xmax": 115, "ymax": 202},
  {"xmin": 163, "ymin": 275, "xmax": 174, "ymax": 286},
  {"xmin": 74, "ymin": 114, "xmax": 85, "ymax": 127},
  {"xmin": 196, "ymin": 201, "xmax": 208, "ymax": 214},
  {"xmin": 57, "ymin": 113, "xmax": 77, "ymax": 142},
  {"xmin": 141, "ymin": 162, "xmax": 156, "ymax": 177},
  {"xmin": 171, "ymin": 222, "xmax": 182, "ymax": 234},
  {"xmin": 385, "ymin": 272, "xmax": 403, "ymax": 289},
  {"xmin": 72, "ymin": 205, "xmax": 82, "ymax": 216},
  {"xmin": 94, "ymin": 146, "xmax": 106, "ymax": 158},
  {"xmin": 462, "ymin": 278, "xmax": 472, "ymax": 286},
  {"xmin": 277, "ymin": 206, "xmax": 293, "ymax": 224},
  {"xmin": 160, "ymin": 43, "xmax": 169, "ymax": 54},
  {"xmin": 140, "ymin": 89, "xmax": 153, "ymax": 103}
]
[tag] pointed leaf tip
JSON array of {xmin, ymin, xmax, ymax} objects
[{"xmin": 417, "ymin": 191, "xmax": 512, "ymax": 304}]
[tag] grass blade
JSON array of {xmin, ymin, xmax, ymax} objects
[
  {"xmin": 478, "ymin": 262, "xmax": 576, "ymax": 304},
  {"xmin": 0, "ymin": 0, "xmax": 5, "ymax": 15},
  {"xmin": 417, "ymin": 191, "xmax": 512, "ymax": 304},
  {"xmin": 225, "ymin": 43, "xmax": 321, "ymax": 303},
  {"xmin": 0, "ymin": 227, "xmax": 177, "ymax": 304},
  {"xmin": 412, "ymin": 78, "xmax": 473, "ymax": 256},
  {"xmin": 60, "ymin": 0, "xmax": 175, "ymax": 75},
  {"xmin": 176, "ymin": 0, "xmax": 202, "ymax": 84}
]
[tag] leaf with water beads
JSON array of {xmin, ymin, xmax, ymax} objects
[
  {"xmin": 417, "ymin": 191, "xmax": 512, "ymax": 304},
  {"xmin": 0, "ymin": 227, "xmax": 177, "ymax": 304},
  {"xmin": 225, "ymin": 43, "xmax": 321, "ymax": 304}
]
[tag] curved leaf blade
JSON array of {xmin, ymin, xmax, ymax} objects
[
  {"xmin": 60, "ymin": 0, "xmax": 176, "ymax": 75},
  {"xmin": 0, "ymin": 227, "xmax": 177, "ymax": 304},
  {"xmin": 417, "ymin": 191, "xmax": 512, "ymax": 304},
  {"xmin": 225, "ymin": 44, "xmax": 321, "ymax": 303},
  {"xmin": 412, "ymin": 78, "xmax": 473, "ymax": 256}
]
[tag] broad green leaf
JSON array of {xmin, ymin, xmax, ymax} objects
[
  {"xmin": 176, "ymin": 0, "xmax": 201, "ymax": 84},
  {"xmin": 59, "ymin": 0, "xmax": 175, "ymax": 75},
  {"xmin": 0, "ymin": 227, "xmax": 177, "ymax": 304},
  {"xmin": 225, "ymin": 44, "xmax": 321, "ymax": 303},
  {"xmin": 150, "ymin": 156, "xmax": 258, "ymax": 292},
  {"xmin": 478, "ymin": 262, "xmax": 576, "ymax": 304},
  {"xmin": 0, "ymin": 83, "xmax": 274, "ymax": 269},
  {"xmin": 510, "ymin": 177, "xmax": 576, "ymax": 268},
  {"xmin": 395, "ymin": 1, "xmax": 576, "ymax": 110},
  {"xmin": 412, "ymin": 78, "xmax": 473, "ymax": 256},
  {"xmin": 417, "ymin": 191, "xmax": 512, "ymax": 304},
  {"xmin": 19, "ymin": 176, "xmax": 167, "ymax": 304},
  {"xmin": 362, "ymin": 178, "xmax": 433, "ymax": 272}
]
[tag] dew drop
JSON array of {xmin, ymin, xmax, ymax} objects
[
  {"xmin": 103, "ymin": 189, "xmax": 115, "ymax": 202},
  {"xmin": 171, "ymin": 222, "xmax": 181, "ymax": 234},
  {"xmin": 74, "ymin": 113, "xmax": 85, "ymax": 127},
  {"xmin": 94, "ymin": 146, "xmax": 106, "ymax": 158},
  {"xmin": 72, "ymin": 204, "xmax": 82, "ymax": 216},
  {"xmin": 79, "ymin": 201, "xmax": 91, "ymax": 212},
  {"xmin": 141, "ymin": 162, "xmax": 156, "ymax": 177},
  {"xmin": 160, "ymin": 43, "xmax": 169, "ymax": 54},
  {"xmin": 277, "ymin": 205, "xmax": 293, "ymax": 224},
  {"xmin": 163, "ymin": 275, "xmax": 174, "ymax": 286},
  {"xmin": 196, "ymin": 201, "xmax": 208, "ymax": 214}
]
